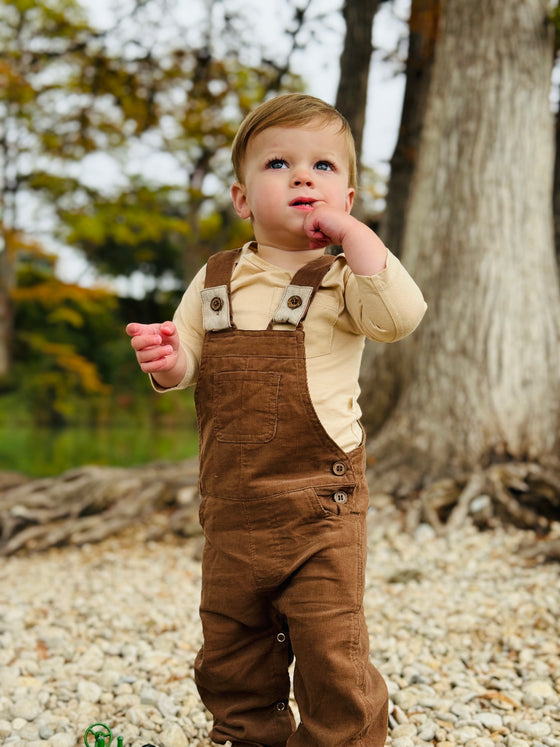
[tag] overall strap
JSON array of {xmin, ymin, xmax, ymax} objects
[
  {"xmin": 201, "ymin": 248, "xmax": 242, "ymax": 331},
  {"xmin": 270, "ymin": 253, "xmax": 337, "ymax": 328}
]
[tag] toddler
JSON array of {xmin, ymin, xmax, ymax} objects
[{"xmin": 127, "ymin": 93, "xmax": 427, "ymax": 746}]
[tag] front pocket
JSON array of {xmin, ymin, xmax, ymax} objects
[
  {"xmin": 311, "ymin": 485, "xmax": 356, "ymax": 517},
  {"xmin": 213, "ymin": 371, "xmax": 280, "ymax": 444}
]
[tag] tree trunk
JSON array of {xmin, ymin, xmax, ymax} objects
[
  {"xmin": 380, "ymin": 0, "xmax": 441, "ymax": 259},
  {"xmin": 359, "ymin": 0, "xmax": 440, "ymax": 434},
  {"xmin": 364, "ymin": 0, "xmax": 560, "ymax": 488},
  {"xmin": 335, "ymin": 0, "xmax": 381, "ymax": 166},
  {"xmin": 0, "ymin": 231, "xmax": 13, "ymax": 377},
  {"xmin": 554, "ymin": 106, "xmax": 560, "ymax": 266}
]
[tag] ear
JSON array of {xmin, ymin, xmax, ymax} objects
[
  {"xmin": 345, "ymin": 187, "xmax": 355, "ymax": 214},
  {"xmin": 231, "ymin": 182, "xmax": 252, "ymax": 220}
]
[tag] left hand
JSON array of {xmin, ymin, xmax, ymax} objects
[{"xmin": 304, "ymin": 204, "xmax": 388, "ymax": 275}]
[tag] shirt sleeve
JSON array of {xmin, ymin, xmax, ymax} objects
[
  {"xmin": 343, "ymin": 250, "xmax": 427, "ymax": 342},
  {"xmin": 151, "ymin": 265, "xmax": 207, "ymax": 392}
]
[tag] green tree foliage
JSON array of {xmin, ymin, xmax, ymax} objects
[
  {"xmin": 58, "ymin": 43, "xmax": 302, "ymax": 287},
  {"xmin": 13, "ymin": 248, "xmax": 115, "ymax": 424},
  {"xmin": 0, "ymin": 0, "xmax": 164, "ymax": 381}
]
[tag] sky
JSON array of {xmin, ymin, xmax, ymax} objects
[
  {"xmin": 83, "ymin": 0, "xmax": 410, "ymax": 172},
  {"xmin": 57, "ymin": 0, "xmax": 411, "ymax": 289}
]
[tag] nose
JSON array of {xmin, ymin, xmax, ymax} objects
[{"xmin": 291, "ymin": 167, "xmax": 313, "ymax": 188}]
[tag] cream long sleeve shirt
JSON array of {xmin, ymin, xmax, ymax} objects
[{"xmin": 159, "ymin": 242, "xmax": 427, "ymax": 452}]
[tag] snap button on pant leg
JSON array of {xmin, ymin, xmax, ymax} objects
[
  {"xmin": 276, "ymin": 701, "xmax": 287, "ymax": 711},
  {"xmin": 276, "ymin": 632, "xmax": 286, "ymax": 643}
]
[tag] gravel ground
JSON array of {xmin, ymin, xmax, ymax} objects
[{"xmin": 0, "ymin": 508, "xmax": 559, "ymax": 747}]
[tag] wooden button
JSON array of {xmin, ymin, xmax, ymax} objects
[
  {"xmin": 333, "ymin": 491, "xmax": 348, "ymax": 504},
  {"xmin": 332, "ymin": 461, "xmax": 347, "ymax": 476}
]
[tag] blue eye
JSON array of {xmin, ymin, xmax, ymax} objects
[
  {"xmin": 266, "ymin": 158, "xmax": 287, "ymax": 169},
  {"xmin": 316, "ymin": 161, "xmax": 334, "ymax": 171}
]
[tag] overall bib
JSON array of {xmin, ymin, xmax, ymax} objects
[{"xmin": 194, "ymin": 248, "xmax": 388, "ymax": 747}]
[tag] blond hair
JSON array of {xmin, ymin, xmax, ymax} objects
[{"xmin": 232, "ymin": 93, "xmax": 358, "ymax": 189}]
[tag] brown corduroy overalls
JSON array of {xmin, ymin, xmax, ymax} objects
[{"xmin": 193, "ymin": 248, "xmax": 388, "ymax": 747}]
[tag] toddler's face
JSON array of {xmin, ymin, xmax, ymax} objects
[{"xmin": 231, "ymin": 119, "xmax": 354, "ymax": 253}]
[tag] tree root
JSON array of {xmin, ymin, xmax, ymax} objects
[
  {"xmin": 408, "ymin": 461, "xmax": 560, "ymax": 560},
  {"xmin": 0, "ymin": 459, "xmax": 201, "ymax": 556}
]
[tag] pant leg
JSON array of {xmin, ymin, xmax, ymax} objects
[
  {"xmin": 195, "ymin": 534, "xmax": 296, "ymax": 747},
  {"xmin": 274, "ymin": 493, "xmax": 388, "ymax": 746},
  {"xmin": 195, "ymin": 476, "xmax": 387, "ymax": 747}
]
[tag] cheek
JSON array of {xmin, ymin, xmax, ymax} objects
[{"xmin": 252, "ymin": 188, "xmax": 280, "ymax": 214}]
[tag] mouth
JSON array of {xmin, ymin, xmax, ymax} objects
[{"xmin": 290, "ymin": 198, "xmax": 316, "ymax": 210}]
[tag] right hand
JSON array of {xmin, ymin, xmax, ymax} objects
[{"xmin": 125, "ymin": 321, "xmax": 181, "ymax": 374}]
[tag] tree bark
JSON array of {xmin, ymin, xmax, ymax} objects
[
  {"xmin": 380, "ymin": 0, "xmax": 441, "ymax": 259},
  {"xmin": 335, "ymin": 0, "xmax": 381, "ymax": 166},
  {"xmin": 554, "ymin": 106, "xmax": 560, "ymax": 266},
  {"xmin": 364, "ymin": 0, "xmax": 560, "ymax": 488},
  {"xmin": 360, "ymin": 0, "xmax": 440, "ymax": 434}
]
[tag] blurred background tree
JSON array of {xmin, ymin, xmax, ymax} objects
[{"xmin": 0, "ymin": 0, "xmax": 306, "ymax": 439}]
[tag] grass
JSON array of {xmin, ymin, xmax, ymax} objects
[{"xmin": 0, "ymin": 423, "xmax": 199, "ymax": 478}]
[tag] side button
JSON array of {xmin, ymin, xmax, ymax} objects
[
  {"xmin": 333, "ymin": 491, "xmax": 348, "ymax": 504},
  {"xmin": 332, "ymin": 461, "xmax": 347, "ymax": 476}
]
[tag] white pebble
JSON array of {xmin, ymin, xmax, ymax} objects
[
  {"xmin": 157, "ymin": 693, "xmax": 179, "ymax": 717},
  {"xmin": 391, "ymin": 738, "xmax": 414, "ymax": 747},
  {"xmin": 454, "ymin": 726, "xmax": 482, "ymax": 743},
  {"xmin": 418, "ymin": 722, "xmax": 437, "ymax": 741},
  {"xmin": 76, "ymin": 644, "xmax": 104, "ymax": 672},
  {"xmin": 391, "ymin": 723, "xmax": 417, "ymax": 739},
  {"xmin": 475, "ymin": 712, "xmax": 503, "ymax": 729},
  {"xmin": 516, "ymin": 719, "xmax": 551, "ymax": 738},
  {"xmin": 11, "ymin": 698, "xmax": 42, "ymax": 722},
  {"xmin": 506, "ymin": 738, "xmax": 530, "ymax": 747},
  {"xmin": 392, "ymin": 704, "xmax": 409, "ymax": 724},
  {"xmin": 523, "ymin": 679, "xmax": 556, "ymax": 702},
  {"xmin": 49, "ymin": 733, "xmax": 77, "ymax": 747},
  {"xmin": 522, "ymin": 691, "xmax": 544, "ymax": 708},
  {"xmin": 414, "ymin": 524, "xmax": 436, "ymax": 542},
  {"xmin": 451, "ymin": 701, "xmax": 472, "ymax": 719},
  {"xmin": 160, "ymin": 722, "xmax": 189, "ymax": 747},
  {"xmin": 77, "ymin": 680, "xmax": 102, "ymax": 703}
]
